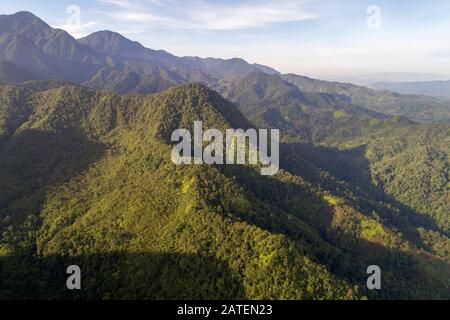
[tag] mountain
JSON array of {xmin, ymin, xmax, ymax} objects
[
  {"xmin": 78, "ymin": 30, "xmax": 153, "ymax": 58},
  {"xmin": 0, "ymin": 12, "xmax": 278, "ymax": 94},
  {"xmin": 213, "ymin": 73, "xmax": 386, "ymax": 136},
  {"xmin": 213, "ymin": 73, "xmax": 450, "ymax": 233},
  {"xmin": 0, "ymin": 11, "xmax": 108, "ymax": 83},
  {"xmin": 79, "ymin": 31, "xmax": 274, "ymax": 79},
  {"xmin": 0, "ymin": 81, "xmax": 448, "ymax": 299},
  {"xmin": 371, "ymin": 80, "xmax": 450, "ymax": 100},
  {"xmin": 282, "ymin": 74, "xmax": 450, "ymax": 123}
]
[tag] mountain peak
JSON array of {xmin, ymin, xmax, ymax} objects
[
  {"xmin": 8, "ymin": 11, "xmax": 39, "ymax": 20},
  {"xmin": 79, "ymin": 30, "xmax": 145, "ymax": 56},
  {"xmin": 0, "ymin": 11, "xmax": 50, "ymax": 34},
  {"xmin": 228, "ymin": 57, "xmax": 247, "ymax": 63},
  {"xmin": 84, "ymin": 30, "xmax": 133, "ymax": 41}
]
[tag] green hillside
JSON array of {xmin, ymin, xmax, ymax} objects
[
  {"xmin": 0, "ymin": 82, "xmax": 448, "ymax": 299},
  {"xmin": 214, "ymin": 73, "xmax": 450, "ymax": 235}
]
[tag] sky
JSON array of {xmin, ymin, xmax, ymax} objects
[{"xmin": 1, "ymin": 0, "xmax": 450, "ymax": 81}]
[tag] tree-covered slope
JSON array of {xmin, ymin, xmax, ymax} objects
[
  {"xmin": 214, "ymin": 73, "xmax": 450, "ymax": 236},
  {"xmin": 283, "ymin": 74, "xmax": 450, "ymax": 123},
  {"xmin": 0, "ymin": 83, "xmax": 356, "ymax": 299},
  {"xmin": 213, "ymin": 73, "xmax": 387, "ymax": 141},
  {"xmin": 0, "ymin": 82, "xmax": 448, "ymax": 299},
  {"xmin": 314, "ymin": 117, "xmax": 450, "ymax": 233}
]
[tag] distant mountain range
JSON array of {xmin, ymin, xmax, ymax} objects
[
  {"xmin": 338, "ymin": 73, "xmax": 450, "ymax": 86},
  {"xmin": 371, "ymin": 80, "xmax": 450, "ymax": 100},
  {"xmin": 0, "ymin": 12, "xmax": 278, "ymax": 89}
]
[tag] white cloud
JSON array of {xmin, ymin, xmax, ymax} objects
[
  {"xmin": 187, "ymin": 1, "xmax": 316, "ymax": 30},
  {"xmin": 99, "ymin": 0, "xmax": 316, "ymax": 30},
  {"xmin": 55, "ymin": 21, "xmax": 100, "ymax": 38},
  {"xmin": 100, "ymin": 0, "xmax": 140, "ymax": 10}
]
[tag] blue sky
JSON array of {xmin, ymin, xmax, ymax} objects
[{"xmin": 1, "ymin": 0, "xmax": 450, "ymax": 80}]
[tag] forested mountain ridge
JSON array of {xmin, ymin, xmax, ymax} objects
[
  {"xmin": 0, "ymin": 82, "xmax": 357, "ymax": 299},
  {"xmin": 0, "ymin": 81, "xmax": 448, "ymax": 299},
  {"xmin": 282, "ymin": 74, "xmax": 450, "ymax": 123},
  {"xmin": 214, "ymin": 73, "xmax": 450, "ymax": 234},
  {"xmin": 213, "ymin": 72, "xmax": 388, "ymax": 139}
]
